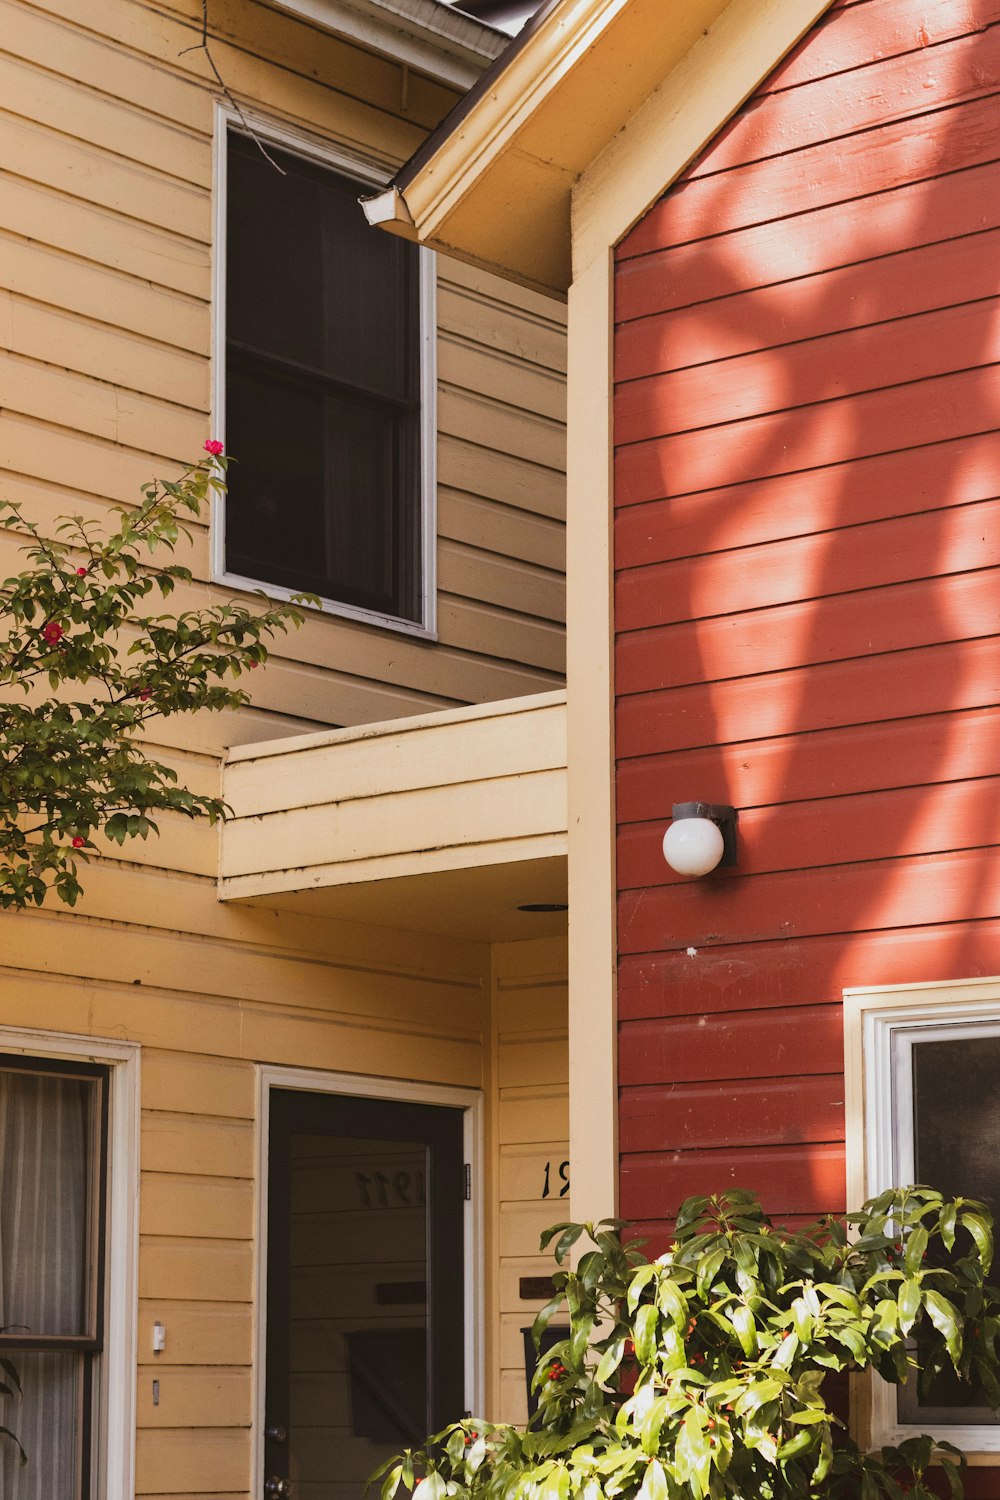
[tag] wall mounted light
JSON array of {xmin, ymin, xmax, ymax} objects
[{"xmin": 662, "ymin": 802, "xmax": 738, "ymax": 878}]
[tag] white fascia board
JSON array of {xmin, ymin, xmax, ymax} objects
[{"xmin": 267, "ymin": 0, "xmax": 508, "ymax": 89}]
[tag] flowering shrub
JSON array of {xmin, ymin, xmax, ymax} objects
[
  {"xmin": 371, "ymin": 1187, "xmax": 1000, "ymax": 1500},
  {"xmin": 0, "ymin": 450, "xmax": 315, "ymax": 908}
]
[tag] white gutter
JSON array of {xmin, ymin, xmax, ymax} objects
[
  {"xmin": 268, "ymin": 0, "xmax": 508, "ymax": 89},
  {"xmin": 362, "ymin": 183, "xmax": 417, "ymax": 229}
]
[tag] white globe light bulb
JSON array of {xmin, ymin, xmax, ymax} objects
[{"xmin": 662, "ymin": 816, "xmax": 725, "ymax": 878}]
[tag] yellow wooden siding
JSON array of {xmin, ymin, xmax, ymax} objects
[
  {"xmin": 0, "ymin": 0, "xmax": 568, "ymax": 1489},
  {"xmin": 488, "ymin": 940, "xmax": 569, "ymax": 1426},
  {"xmin": 0, "ymin": 0, "xmax": 566, "ymax": 741}
]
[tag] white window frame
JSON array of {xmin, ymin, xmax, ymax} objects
[
  {"xmin": 845, "ymin": 975, "xmax": 1000, "ymax": 1454},
  {"xmin": 211, "ymin": 102, "xmax": 438, "ymax": 639},
  {"xmin": 252, "ymin": 1065, "xmax": 484, "ymax": 1497},
  {"xmin": 0, "ymin": 1026, "xmax": 140, "ymax": 1499}
]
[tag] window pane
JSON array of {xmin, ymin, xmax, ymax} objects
[
  {"xmin": 901, "ymin": 1034, "xmax": 1000, "ymax": 1424},
  {"xmin": 0, "ymin": 1350, "xmax": 84, "ymax": 1499},
  {"xmin": 0, "ymin": 1072, "xmax": 96, "ymax": 1337},
  {"xmin": 225, "ymin": 358, "xmax": 417, "ymax": 616},
  {"xmin": 225, "ymin": 132, "xmax": 423, "ymax": 622},
  {"xmin": 913, "ymin": 1034, "xmax": 1000, "ymax": 1217},
  {"xmin": 227, "ymin": 135, "xmax": 418, "ymax": 398}
]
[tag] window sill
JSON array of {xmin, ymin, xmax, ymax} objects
[{"xmin": 213, "ymin": 567, "xmax": 438, "ymax": 642}]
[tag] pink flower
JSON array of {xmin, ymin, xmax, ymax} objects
[
  {"xmin": 72, "ymin": 836, "xmax": 85, "ymax": 849},
  {"xmin": 42, "ymin": 621, "xmax": 63, "ymax": 645},
  {"xmin": 204, "ymin": 439, "xmax": 224, "ymax": 456}
]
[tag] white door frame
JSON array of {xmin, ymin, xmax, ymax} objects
[{"xmin": 253, "ymin": 1065, "xmax": 485, "ymax": 1494}]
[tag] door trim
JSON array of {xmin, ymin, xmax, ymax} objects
[{"xmin": 252, "ymin": 1066, "xmax": 485, "ymax": 1498}]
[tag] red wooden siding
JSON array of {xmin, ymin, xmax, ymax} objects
[{"xmin": 613, "ymin": 0, "xmax": 1000, "ymax": 1257}]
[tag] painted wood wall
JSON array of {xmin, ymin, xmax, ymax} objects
[
  {"xmin": 0, "ymin": 0, "xmax": 566, "ymax": 745},
  {"xmin": 613, "ymin": 0, "xmax": 1000, "ymax": 1249},
  {"xmin": 0, "ymin": 0, "xmax": 570, "ymax": 1491},
  {"xmin": 491, "ymin": 941, "xmax": 569, "ymax": 1425}
]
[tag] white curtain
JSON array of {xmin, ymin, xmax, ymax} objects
[{"xmin": 0, "ymin": 1072, "xmax": 90, "ymax": 1498}]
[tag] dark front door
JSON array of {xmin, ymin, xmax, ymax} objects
[{"xmin": 264, "ymin": 1088, "xmax": 467, "ymax": 1499}]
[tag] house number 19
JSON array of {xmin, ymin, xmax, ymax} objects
[{"xmin": 541, "ymin": 1160, "xmax": 570, "ymax": 1198}]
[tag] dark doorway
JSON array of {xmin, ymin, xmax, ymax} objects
[{"xmin": 265, "ymin": 1089, "xmax": 467, "ymax": 1497}]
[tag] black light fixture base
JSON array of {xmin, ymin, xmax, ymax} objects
[{"xmin": 670, "ymin": 802, "xmax": 738, "ymax": 869}]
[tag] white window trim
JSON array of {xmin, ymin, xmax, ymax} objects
[
  {"xmin": 0, "ymin": 1026, "xmax": 140, "ymax": 1500},
  {"xmin": 211, "ymin": 102, "xmax": 439, "ymax": 640},
  {"xmin": 252, "ymin": 1065, "xmax": 484, "ymax": 1497},
  {"xmin": 845, "ymin": 975, "xmax": 1000, "ymax": 1456}
]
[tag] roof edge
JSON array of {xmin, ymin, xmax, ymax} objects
[{"xmin": 268, "ymin": 0, "xmax": 509, "ymax": 89}]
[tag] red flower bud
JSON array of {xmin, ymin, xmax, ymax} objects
[
  {"xmin": 76, "ymin": 566, "xmax": 88, "ymax": 576},
  {"xmin": 72, "ymin": 836, "xmax": 85, "ymax": 848},
  {"xmin": 139, "ymin": 688, "xmax": 152, "ymax": 701}
]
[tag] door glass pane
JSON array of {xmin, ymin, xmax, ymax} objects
[
  {"xmin": 0, "ymin": 1351, "xmax": 84, "ymax": 1499},
  {"xmin": 0, "ymin": 1071, "xmax": 96, "ymax": 1337},
  {"xmin": 267, "ymin": 1092, "xmax": 465, "ymax": 1499},
  {"xmin": 289, "ymin": 1132, "xmax": 430, "ymax": 1491}
]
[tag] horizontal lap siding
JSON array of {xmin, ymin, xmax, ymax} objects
[
  {"xmin": 0, "ymin": 0, "xmax": 563, "ymax": 1490},
  {"xmin": 491, "ymin": 942, "xmax": 569, "ymax": 1426},
  {"xmin": 2, "ymin": 0, "xmax": 566, "ymax": 740},
  {"xmin": 613, "ymin": 0, "xmax": 1000, "ymax": 1255}
]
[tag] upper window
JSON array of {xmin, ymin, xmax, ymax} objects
[
  {"xmin": 851, "ymin": 979, "xmax": 1000, "ymax": 1451},
  {"xmin": 0, "ymin": 1054, "xmax": 108, "ymax": 1497},
  {"xmin": 219, "ymin": 126, "xmax": 433, "ymax": 631}
]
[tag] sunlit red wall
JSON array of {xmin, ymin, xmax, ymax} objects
[{"xmin": 613, "ymin": 0, "xmax": 1000, "ymax": 1247}]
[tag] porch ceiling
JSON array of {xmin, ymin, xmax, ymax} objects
[{"xmin": 219, "ymin": 690, "xmax": 567, "ymax": 941}]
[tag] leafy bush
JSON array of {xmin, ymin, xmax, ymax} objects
[
  {"xmin": 0, "ymin": 450, "xmax": 313, "ymax": 908},
  {"xmin": 372, "ymin": 1187, "xmax": 1000, "ymax": 1500}
]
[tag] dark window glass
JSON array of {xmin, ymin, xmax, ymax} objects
[
  {"xmin": 224, "ymin": 132, "xmax": 423, "ymax": 622},
  {"xmin": 898, "ymin": 1034, "xmax": 1000, "ymax": 1425}
]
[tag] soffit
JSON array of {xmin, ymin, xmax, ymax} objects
[{"xmin": 366, "ymin": 0, "xmax": 732, "ymax": 294}]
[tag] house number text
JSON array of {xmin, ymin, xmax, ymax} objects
[{"xmin": 541, "ymin": 1160, "xmax": 570, "ymax": 1198}]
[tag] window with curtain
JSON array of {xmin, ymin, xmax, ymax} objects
[
  {"xmin": 223, "ymin": 129, "xmax": 426, "ymax": 626},
  {"xmin": 0, "ymin": 1058, "xmax": 107, "ymax": 1499}
]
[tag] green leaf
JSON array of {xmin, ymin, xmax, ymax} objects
[
  {"xmin": 657, "ymin": 1278, "xmax": 688, "ymax": 1327},
  {"xmin": 640, "ymin": 1395, "xmax": 670, "ymax": 1456},
  {"xmin": 594, "ymin": 1337, "xmax": 625, "ymax": 1385},
  {"xmin": 961, "ymin": 1211, "xmax": 994, "ymax": 1272},
  {"xmin": 420, "ymin": 1472, "xmax": 447, "ymax": 1500},
  {"xmin": 627, "ymin": 1265, "xmax": 656, "ymax": 1313},
  {"xmin": 898, "ymin": 1278, "xmax": 922, "ymax": 1335},
  {"xmin": 941, "ymin": 1202, "xmax": 957, "ymax": 1251},
  {"xmin": 904, "ymin": 1226, "xmax": 928, "ymax": 1273},
  {"xmin": 638, "ymin": 1458, "xmax": 668, "ymax": 1500},
  {"xmin": 731, "ymin": 1304, "xmax": 757, "ymax": 1357},
  {"xmin": 634, "ymin": 1304, "xmax": 660, "ymax": 1365},
  {"xmin": 923, "ymin": 1290, "xmax": 963, "ymax": 1365}
]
